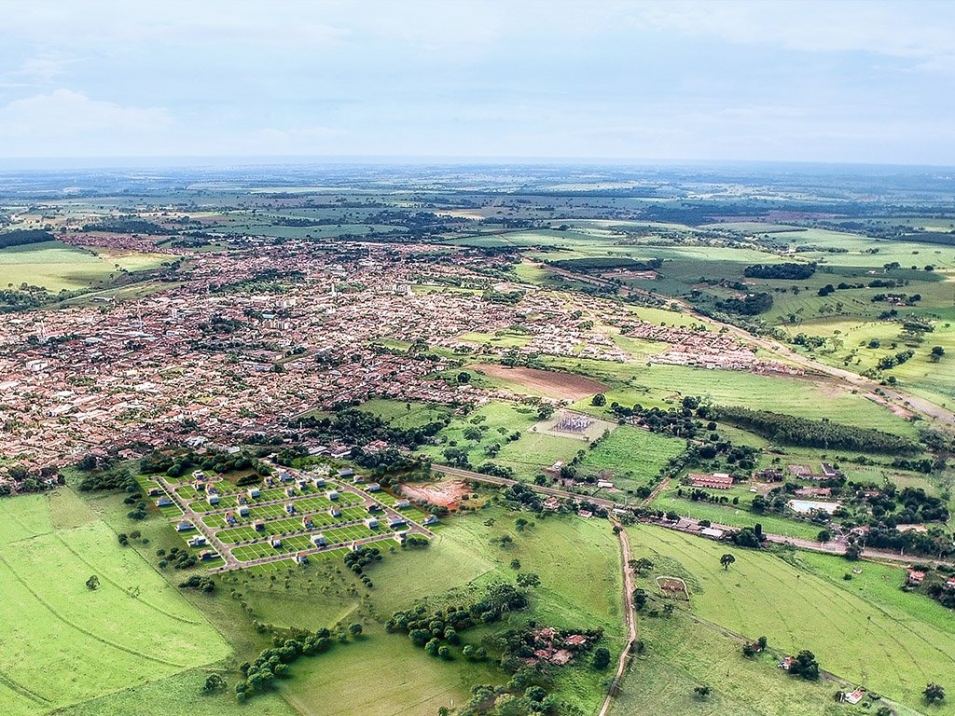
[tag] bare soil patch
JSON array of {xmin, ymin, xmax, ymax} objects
[
  {"xmin": 470, "ymin": 363, "xmax": 607, "ymax": 400},
  {"xmin": 399, "ymin": 480, "xmax": 470, "ymax": 510}
]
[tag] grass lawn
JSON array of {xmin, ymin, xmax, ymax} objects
[
  {"xmin": 627, "ymin": 524, "xmax": 955, "ymax": 715},
  {"xmin": 0, "ymin": 491, "xmax": 230, "ymax": 716}
]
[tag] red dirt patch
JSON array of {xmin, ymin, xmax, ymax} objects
[
  {"xmin": 470, "ymin": 363, "xmax": 607, "ymax": 400},
  {"xmin": 399, "ymin": 480, "xmax": 470, "ymax": 510}
]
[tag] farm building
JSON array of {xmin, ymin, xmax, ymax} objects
[{"xmin": 689, "ymin": 473, "xmax": 734, "ymax": 490}]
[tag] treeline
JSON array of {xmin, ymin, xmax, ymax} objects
[
  {"xmin": 743, "ymin": 263, "xmax": 816, "ymax": 280},
  {"xmin": 292, "ymin": 408, "xmax": 448, "ymax": 450},
  {"xmin": 714, "ymin": 292, "xmax": 774, "ymax": 315},
  {"xmin": 710, "ymin": 405, "xmax": 921, "ymax": 454},
  {"xmin": 139, "ymin": 448, "xmax": 272, "ymax": 478},
  {"xmin": 0, "ymin": 229, "xmax": 55, "ymax": 249},
  {"xmin": 548, "ymin": 257, "xmax": 662, "ymax": 272},
  {"xmin": 81, "ymin": 218, "xmax": 167, "ymax": 235}
]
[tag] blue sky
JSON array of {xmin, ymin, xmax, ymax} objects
[{"xmin": 1, "ymin": 0, "xmax": 953, "ymax": 164}]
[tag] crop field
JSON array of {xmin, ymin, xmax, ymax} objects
[
  {"xmin": 0, "ymin": 491, "xmax": 230, "ymax": 716},
  {"xmin": 0, "ymin": 242, "xmax": 165, "ymax": 292},
  {"xmin": 627, "ymin": 524, "xmax": 955, "ymax": 714},
  {"xmin": 577, "ymin": 426, "xmax": 685, "ymax": 490}
]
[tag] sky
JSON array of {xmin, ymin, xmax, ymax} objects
[{"xmin": 1, "ymin": 0, "xmax": 954, "ymax": 165}]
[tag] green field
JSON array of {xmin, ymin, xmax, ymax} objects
[
  {"xmin": 0, "ymin": 242, "xmax": 167, "ymax": 292},
  {"xmin": 356, "ymin": 398, "xmax": 453, "ymax": 429},
  {"xmin": 577, "ymin": 426, "xmax": 685, "ymax": 490},
  {"xmin": 0, "ymin": 491, "xmax": 230, "ymax": 716},
  {"xmin": 627, "ymin": 524, "xmax": 955, "ymax": 715}
]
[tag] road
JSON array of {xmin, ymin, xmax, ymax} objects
[
  {"xmin": 597, "ymin": 518, "xmax": 637, "ymax": 716},
  {"xmin": 544, "ymin": 261, "xmax": 955, "ymax": 428}
]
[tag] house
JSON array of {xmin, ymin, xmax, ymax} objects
[
  {"xmin": 238, "ymin": 505, "xmax": 249, "ymax": 517},
  {"xmin": 326, "ymin": 490, "xmax": 339, "ymax": 500},
  {"xmin": 192, "ymin": 470, "xmax": 205, "ymax": 480},
  {"xmin": 779, "ymin": 656, "xmax": 795, "ymax": 670},
  {"xmin": 543, "ymin": 497, "xmax": 561, "ymax": 511},
  {"xmin": 945, "ymin": 577, "xmax": 955, "ymax": 590},
  {"xmin": 238, "ymin": 495, "xmax": 248, "ymax": 505},
  {"xmin": 352, "ymin": 475, "xmax": 366, "ymax": 485},
  {"xmin": 147, "ymin": 487, "xmax": 162, "ymax": 497},
  {"xmin": 423, "ymin": 514, "xmax": 439, "ymax": 526},
  {"xmin": 296, "ymin": 478, "xmax": 309, "ymax": 490},
  {"xmin": 756, "ymin": 468, "xmax": 784, "ymax": 482},
  {"xmin": 844, "ymin": 689, "xmax": 865, "ymax": 705},
  {"xmin": 156, "ymin": 496, "xmax": 173, "ymax": 507},
  {"xmin": 206, "ymin": 494, "xmax": 220, "ymax": 506},
  {"xmin": 294, "ymin": 552, "xmax": 309, "ymax": 564},
  {"xmin": 285, "ymin": 486, "xmax": 296, "ymax": 497},
  {"xmin": 337, "ymin": 468, "xmax": 354, "ymax": 479},
  {"xmin": 312, "ymin": 534, "xmax": 327, "ymax": 547},
  {"xmin": 247, "ymin": 488, "xmax": 260, "ymax": 499},
  {"xmin": 394, "ymin": 499, "xmax": 411, "ymax": 509},
  {"xmin": 577, "ymin": 509, "xmax": 593, "ymax": 518},
  {"xmin": 820, "ymin": 463, "xmax": 841, "ymax": 479},
  {"xmin": 285, "ymin": 503, "xmax": 295, "ymax": 515},
  {"xmin": 596, "ymin": 480, "xmax": 614, "ymax": 489},
  {"xmin": 176, "ymin": 521, "xmax": 195, "ymax": 532},
  {"xmin": 689, "ymin": 472, "xmax": 734, "ymax": 490},
  {"xmin": 312, "ymin": 478, "xmax": 326, "ymax": 489},
  {"xmin": 199, "ymin": 550, "xmax": 216, "ymax": 561},
  {"xmin": 253, "ymin": 520, "xmax": 266, "ymax": 532},
  {"xmin": 387, "ymin": 516, "xmax": 406, "ymax": 529},
  {"xmin": 366, "ymin": 482, "xmax": 381, "ymax": 492},
  {"xmin": 329, "ymin": 507, "xmax": 342, "ymax": 518},
  {"xmin": 365, "ymin": 518, "xmax": 379, "ymax": 529},
  {"xmin": 270, "ymin": 537, "xmax": 283, "ymax": 548},
  {"xmin": 302, "ymin": 516, "xmax": 314, "ymax": 529},
  {"xmin": 187, "ymin": 535, "xmax": 207, "ymax": 547},
  {"xmin": 907, "ymin": 569, "xmax": 926, "ymax": 585},
  {"xmin": 225, "ymin": 512, "xmax": 237, "ymax": 525},
  {"xmin": 278, "ymin": 470, "xmax": 293, "ymax": 483},
  {"xmin": 367, "ymin": 504, "xmax": 382, "ymax": 513}
]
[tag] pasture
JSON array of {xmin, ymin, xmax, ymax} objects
[
  {"xmin": 627, "ymin": 524, "xmax": 955, "ymax": 715},
  {"xmin": 0, "ymin": 491, "xmax": 230, "ymax": 716},
  {"xmin": 0, "ymin": 241, "xmax": 167, "ymax": 292},
  {"xmin": 577, "ymin": 426, "xmax": 685, "ymax": 490}
]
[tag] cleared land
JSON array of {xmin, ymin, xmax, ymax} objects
[
  {"xmin": 468, "ymin": 363, "xmax": 607, "ymax": 400},
  {"xmin": 0, "ymin": 242, "xmax": 166, "ymax": 292},
  {"xmin": 0, "ymin": 491, "xmax": 230, "ymax": 716}
]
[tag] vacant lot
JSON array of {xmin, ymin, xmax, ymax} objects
[
  {"xmin": 627, "ymin": 524, "xmax": 955, "ymax": 715},
  {"xmin": 0, "ymin": 491, "xmax": 230, "ymax": 716},
  {"xmin": 577, "ymin": 426, "xmax": 685, "ymax": 489},
  {"xmin": 469, "ymin": 363, "xmax": 607, "ymax": 400}
]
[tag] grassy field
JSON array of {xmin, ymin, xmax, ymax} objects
[
  {"xmin": 356, "ymin": 398, "xmax": 453, "ymax": 429},
  {"xmin": 577, "ymin": 426, "xmax": 685, "ymax": 491},
  {"xmin": 0, "ymin": 490, "xmax": 230, "ymax": 716},
  {"xmin": 627, "ymin": 524, "xmax": 955, "ymax": 715},
  {"xmin": 0, "ymin": 241, "xmax": 167, "ymax": 291}
]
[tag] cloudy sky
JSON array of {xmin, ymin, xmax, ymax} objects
[{"xmin": 1, "ymin": 0, "xmax": 953, "ymax": 165}]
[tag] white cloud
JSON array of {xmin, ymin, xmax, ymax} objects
[{"xmin": 0, "ymin": 89, "xmax": 172, "ymax": 137}]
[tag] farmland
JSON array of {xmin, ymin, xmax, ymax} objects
[
  {"xmin": 627, "ymin": 524, "xmax": 955, "ymax": 715},
  {"xmin": 0, "ymin": 491, "xmax": 230, "ymax": 716}
]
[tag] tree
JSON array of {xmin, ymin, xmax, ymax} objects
[
  {"xmin": 592, "ymin": 647, "xmax": 611, "ymax": 670},
  {"xmin": 930, "ymin": 346, "xmax": 945, "ymax": 362},
  {"xmin": 591, "ymin": 393, "xmax": 606, "ymax": 407},
  {"xmin": 817, "ymin": 529, "xmax": 832, "ymax": 544},
  {"xmin": 203, "ymin": 673, "xmax": 226, "ymax": 694},
  {"xmin": 629, "ymin": 557, "xmax": 654, "ymax": 575},
  {"xmin": 348, "ymin": 623, "xmax": 363, "ymax": 637},
  {"xmin": 85, "ymin": 575, "xmax": 100, "ymax": 591},
  {"xmin": 924, "ymin": 683, "xmax": 946, "ymax": 704},
  {"xmin": 788, "ymin": 650, "xmax": 820, "ymax": 680},
  {"xmin": 510, "ymin": 558, "xmax": 521, "ymax": 570},
  {"xmin": 633, "ymin": 588, "xmax": 648, "ymax": 611},
  {"xmin": 694, "ymin": 685, "xmax": 712, "ymax": 699},
  {"xmin": 457, "ymin": 371, "xmax": 471, "ymax": 384},
  {"xmin": 516, "ymin": 572, "xmax": 541, "ymax": 588},
  {"xmin": 720, "ymin": 553, "xmax": 736, "ymax": 570}
]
